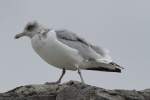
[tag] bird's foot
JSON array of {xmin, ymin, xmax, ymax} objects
[{"xmin": 45, "ymin": 80, "xmax": 61, "ymax": 85}]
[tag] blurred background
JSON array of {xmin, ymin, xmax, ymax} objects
[{"xmin": 0, "ymin": 0, "xmax": 150, "ymax": 92}]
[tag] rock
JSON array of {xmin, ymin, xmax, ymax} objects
[{"xmin": 0, "ymin": 80, "xmax": 150, "ymax": 100}]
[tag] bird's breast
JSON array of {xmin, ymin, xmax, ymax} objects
[{"xmin": 31, "ymin": 34, "xmax": 83, "ymax": 70}]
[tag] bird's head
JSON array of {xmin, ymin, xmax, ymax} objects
[{"xmin": 15, "ymin": 21, "xmax": 50, "ymax": 39}]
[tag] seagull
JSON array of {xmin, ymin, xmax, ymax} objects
[{"xmin": 15, "ymin": 21, "xmax": 123, "ymax": 84}]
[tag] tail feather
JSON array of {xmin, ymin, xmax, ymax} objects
[
  {"xmin": 86, "ymin": 67, "xmax": 121, "ymax": 73},
  {"xmin": 85, "ymin": 62, "xmax": 123, "ymax": 73}
]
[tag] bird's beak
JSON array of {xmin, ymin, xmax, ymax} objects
[{"xmin": 14, "ymin": 32, "xmax": 25, "ymax": 39}]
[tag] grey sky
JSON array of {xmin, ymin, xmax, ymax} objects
[{"xmin": 0, "ymin": 0, "xmax": 150, "ymax": 92}]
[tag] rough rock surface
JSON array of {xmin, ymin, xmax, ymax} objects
[{"xmin": 0, "ymin": 80, "xmax": 150, "ymax": 100}]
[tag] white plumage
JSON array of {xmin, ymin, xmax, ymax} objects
[
  {"xmin": 31, "ymin": 30, "xmax": 83, "ymax": 70},
  {"xmin": 15, "ymin": 21, "xmax": 122, "ymax": 83}
]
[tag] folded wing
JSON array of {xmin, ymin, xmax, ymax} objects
[{"xmin": 55, "ymin": 29, "xmax": 122, "ymax": 72}]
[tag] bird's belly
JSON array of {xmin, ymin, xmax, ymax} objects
[{"xmin": 31, "ymin": 35, "xmax": 83, "ymax": 70}]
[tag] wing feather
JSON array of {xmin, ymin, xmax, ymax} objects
[{"xmin": 55, "ymin": 29, "xmax": 112, "ymax": 62}]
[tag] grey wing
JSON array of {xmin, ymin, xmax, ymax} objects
[
  {"xmin": 90, "ymin": 45, "xmax": 108, "ymax": 57},
  {"xmin": 55, "ymin": 29, "xmax": 106, "ymax": 61},
  {"xmin": 90, "ymin": 45, "xmax": 112, "ymax": 62}
]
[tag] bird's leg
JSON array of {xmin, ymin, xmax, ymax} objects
[
  {"xmin": 76, "ymin": 65, "xmax": 85, "ymax": 83},
  {"xmin": 78, "ymin": 68, "xmax": 85, "ymax": 83},
  {"xmin": 57, "ymin": 68, "xmax": 66, "ymax": 83},
  {"xmin": 45, "ymin": 68, "xmax": 66, "ymax": 84}
]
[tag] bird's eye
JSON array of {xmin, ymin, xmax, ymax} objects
[{"xmin": 26, "ymin": 24, "xmax": 36, "ymax": 31}]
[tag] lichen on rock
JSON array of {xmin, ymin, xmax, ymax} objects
[{"xmin": 0, "ymin": 80, "xmax": 150, "ymax": 100}]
